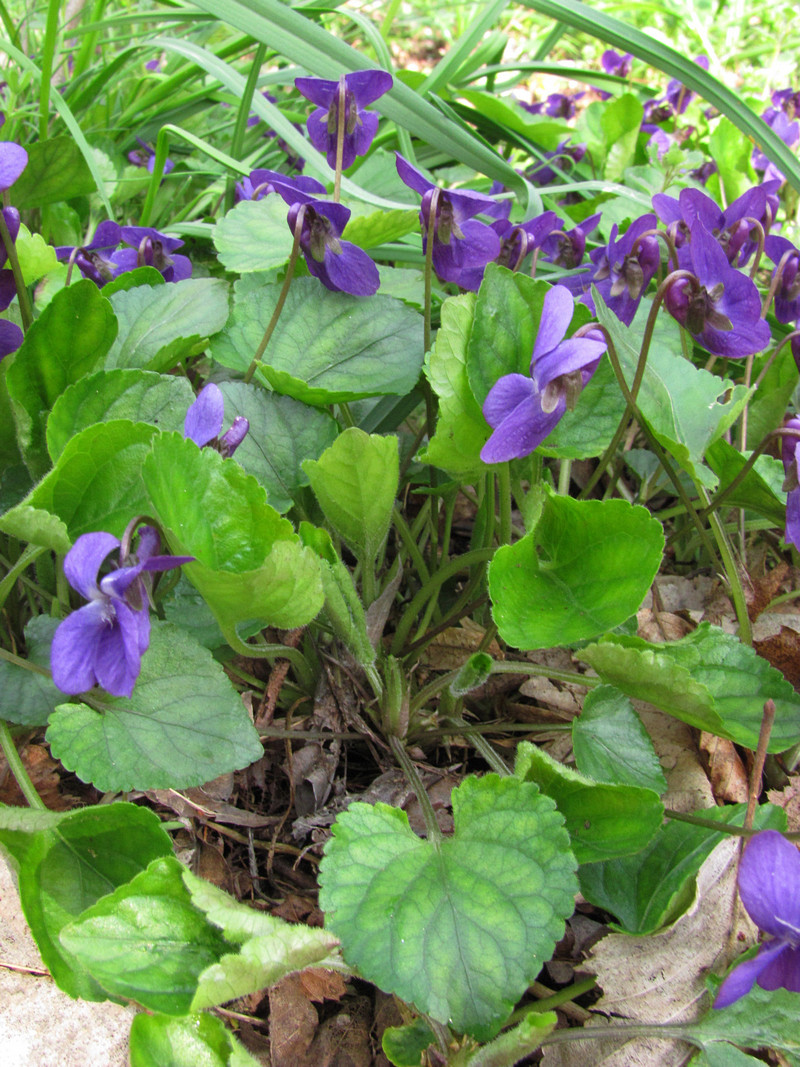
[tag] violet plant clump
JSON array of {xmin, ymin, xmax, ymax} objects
[{"xmin": 50, "ymin": 526, "xmax": 193, "ymax": 698}]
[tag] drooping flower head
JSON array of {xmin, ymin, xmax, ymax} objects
[
  {"xmin": 714, "ymin": 830, "xmax": 800, "ymax": 1008},
  {"xmin": 521, "ymin": 92, "xmax": 578, "ymax": 120},
  {"xmin": 539, "ymin": 212, "xmax": 602, "ymax": 270},
  {"xmin": 116, "ymin": 225, "xmax": 192, "ymax": 283},
  {"xmin": 295, "ymin": 70, "xmax": 392, "ymax": 170},
  {"xmin": 395, "ymin": 153, "xmax": 501, "ymax": 291},
  {"xmin": 281, "ymin": 190, "xmax": 379, "ymax": 296},
  {"xmin": 55, "ymin": 220, "xmax": 125, "ymax": 287},
  {"xmin": 663, "ymin": 221, "xmax": 771, "ymax": 357},
  {"xmin": 456, "ymin": 210, "xmax": 558, "ymax": 291},
  {"xmin": 480, "ymin": 284, "xmax": 608, "ymax": 463},
  {"xmin": 665, "ymin": 55, "xmax": 709, "ymax": 115},
  {"xmin": 184, "ymin": 383, "xmax": 249, "ymax": 457},
  {"xmin": 764, "ymin": 235, "xmax": 800, "ymax": 323},
  {"xmin": 234, "ymin": 169, "xmax": 324, "ymax": 204},
  {"xmin": 601, "ymin": 50, "xmax": 632, "ymax": 78},
  {"xmin": 50, "ymin": 526, "xmax": 193, "ymax": 698},
  {"xmin": 127, "ymin": 136, "xmax": 174, "ymax": 176},
  {"xmin": 780, "ymin": 416, "xmax": 800, "ymax": 551}
]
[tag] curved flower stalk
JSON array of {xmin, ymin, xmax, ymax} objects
[
  {"xmin": 295, "ymin": 70, "xmax": 392, "ymax": 171},
  {"xmin": 184, "ymin": 383, "xmax": 249, "ymax": 457},
  {"xmin": 662, "ymin": 222, "xmax": 771, "ymax": 357},
  {"xmin": 480, "ymin": 284, "xmax": 607, "ymax": 463},
  {"xmin": 395, "ymin": 153, "xmax": 501, "ymax": 291},
  {"xmin": 714, "ymin": 830, "xmax": 800, "ymax": 1007},
  {"xmin": 50, "ymin": 526, "xmax": 194, "ymax": 698}
]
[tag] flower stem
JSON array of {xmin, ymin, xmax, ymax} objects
[
  {"xmin": 389, "ymin": 734, "xmax": 442, "ymax": 843},
  {"xmin": 698, "ymin": 483, "xmax": 752, "ymax": 645},
  {"xmin": 0, "ymin": 208, "xmax": 33, "ymax": 331},
  {"xmin": 0, "ymin": 721, "xmax": 45, "ymax": 809},
  {"xmin": 334, "ymin": 76, "xmax": 346, "ymax": 204},
  {"xmin": 744, "ymin": 698, "xmax": 775, "ymax": 832},
  {"xmin": 498, "ymin": 462, "xmax": 513, "ymax": 545},
  {"xmin": 244, "ymin": 212, "xmax": 303, "ymax": 385},
  {"xmin": 423, "ymin": 188, "xmax": 439, "ymax": 358}
]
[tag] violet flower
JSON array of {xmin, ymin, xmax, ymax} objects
[
  {"xmin": 234, "ymin": 168, "xmax": 324, "ymax": 204},
  {"xmin": 601, "ymin": 50, "xmax": 632, "ymax": 78},
  {"xmin": 753, "ymin": 110, "xmax": 800, "ymax": 184},
  {"xmin": 295, "ymin": 70, "xmax": 392, "ymax": 170},
  {"xmin": 764, "ymin": 235, "xmax": 800, "ymax": 323},
  {"xmin": 663, "ymin": 221, "xmax": 770, "ymax": 358},
  {"xmin": 564, "ymin": 214, "xmax": 660, "ymax": 325},
  {"xmin": 50, "ymin": 527, "xmax": 193, "ymax": 698},
  {"xmin": 127, "ymin": 137, "xmax": 174, "ymax": 176},
  {"xmin": 0, "ymin": 319, "xmax": 22, "ymax": 359},
  {"xmin": 0, "ymin": 141, "xmax": 27, "ymax": 191},
  {"xmin": 539, "ymin": 212, "xmax": 601, "ymax": 270},
  {"xmin": 781, "ymin": 416, "xmax": 800, "ymax": 551},
  {"xmin": 480, "ymin": 284, "xmax": 607, "ymax": 463},
  {"xmin": 184, "ymin": 383, "xmax": 249, "ymax": 457},
  {"xmin": 526, "ymin": 141, "xmax": 586, "ymax": 188},
  {"xmin": 55, "ymin": 221, "xmax": 125, "ymax": 287},
  {"xmin": 116, "ymin": 225, "xmax": 192, "ymax": 283},
  {"xmin": 521, "ymin": 92, "xmax": 577, "ymax": 120},
  {"xmin": 714, "ymin": 830, "xmax": 800, "ymax": 1007},
  {"xmin": 457, "ymin": 210, "xmax": 558, "ymax": 291},
  {"xmin": 665, "ymin": 55, "xmax": 709, "ymax": 114},
  {"xmin": 395, "ymin": 153, "xmax": 501, "ymax": 291}
]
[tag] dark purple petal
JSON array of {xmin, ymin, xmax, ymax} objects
[
  {"xmin": 738, "ymin": 830, "xmax": 800, "ymax": 939},
  {"xmin": 63, "ymin": 532, "xmax": 120, "ymax": 600},
  {"xmin": 483, "ymin": 373, "xmax": 536, "ymax": 428},
  {"xmin": 430, "ymin": 218, "xmax": 500, "ymax": 290},
  {"xmin": 185, "ymin": 383, "xmax": 224, "ymax": 446},
  {"xmin": 305, "ymin": 109, "xmax": 331, "ymax": 157},
  {"xmin": 343, "ymin": 69, "xmax": 393, "ymax": 106},
  {"xmin": 294, "ymin": 76, "xmax": 337, "ymax": 109},
  {"xmin": 100, "ymin": 564, "xmax": 146, "ymax": 601},
  {"xmin": 713, "ymin": 939, "xmax": 791, "ymax": 1008},
  {"xmin": 757, "ymin": 943, "xmax": 800, "ymax": 993},
  {"xmin": 92, "ymin": 597, "xmax": 148, "ymax": 697},
  {"xmin": 532, "ymin": 285, "xmax": 574, "ymax": 363},
  {"xmin": 0, "ymin": 142, "xmax": 28, "ymax": 191},
  {"xmin": 0, "ymin": 270, "xmax": 16, "ymax": 312},
  {"xmin": 0, "ymin": 319, "xmax": 22, "ymax": 360},
  {"xmin": 50, "ymin": 599, "xmax": 116, "ymax": 695},
  {"xmin": 314, "ymin": 239, "xmax": 380, "ymax": 296},
  {"xmin": 135, "ymin": 525, "xmax": 161, "ymax": 563},
  {"xmin": 119, "ymin": 225, "xmax": 184, "ymax": 254},
  {"xmin": 481, "ymin": 378, "xmax": 563, "ymax": 463},
  {"xmin": 220, "ymin": 416, "xmax": 249, "ymax": 457},
  {"xmin": 395, "ymin": 153, "xmax": 435, "ymax": 197},
  {"xmin": 534, "ymin": 336, "xmax": 607, "ymax": 390}
]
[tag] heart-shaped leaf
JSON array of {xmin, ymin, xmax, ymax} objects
[{"xmin": 319, "ymin": 773, "xmax": 577, "ymax": 1040}]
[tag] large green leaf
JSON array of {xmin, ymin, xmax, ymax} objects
[
  {"xmin": 217, "ymin": 383, "xmax": 338, "ymax": 513},
  {"xmin": 106, "ymin": 279, "xmax": 229, "ymax": 372},
  {"xmin": 46, "ymin": 622, "xmax": 263, "ymax": 792},
  {"xmin": 579, "ymin": 623, "xmax": 800, "ymax": 751},
  {"xmin": 0, "ymin": 802, "xmax": 171, "ymax": 1000},
  {"xmin": 213, "ymin": 196, "xmax": 294, "ymax": 273},
  {"xmin": 303, "ymin": 427, "xmax": 398, "ymax": 570},
  {"xmin": 518, "ymin": 0, "xmax": 800, "ymax": 195},
  {"xmin": 0, "ymin": 616, "xmax": 62, "ymax": 727},
  {"xmin": 9, "ymin": 136, "xmax": 95, "ymax": 208},
  {"xmin": 515, "ymin": 742, "xmax": 663, "ymax": 864},
  {"xmin": 5, "ymin": 279, "xmax": 117, "ymax": 477},
  {"xmin": 578, "ymin": 803, "xmax": 785, "ymax": 936},
  {"xmin": 142, "ymin": 433, "xmax": 323, "ymax": 635},
  {"xmin": 489, "ymin": 489, "xmax": 664, "ymax": 649},
  {"xmin": 319, "ymin": 774, "xmax": 577, "ymax": 1040},
  {"xmin": 572, "ymin": 685, "xmax": 667, "ymax": 794},
  {"xmin": 46, "ymin": 369, "xmax": 195, "ymax": 462},
  {"xmin": 704, "ymin": 439, "xmax": 786, "ymax": 528},
  {"xmin": 690, "ymin": 985, "xmax": 800, "ymax": 1057},
  {"xmin": 420, "ymin": 292, "xmax": 487, "ymax": 476},
  {"xmin": 210, "ymin": 276, "xmax": 423, "ymax": 404},
  {"xmin": 183, "ymin": 869, "xmax": 341, "ymax": 1010},
  {"xmin": 0, "ymin": 420, "xmax": 158, "ymax": 551},
  {"xmin": 130, "ymin": 1011, "xmax": 262, "ymax": 1067},
  {"xmin": 60, "ymin": 856, "xmax": 231, "ymax": 1015}
]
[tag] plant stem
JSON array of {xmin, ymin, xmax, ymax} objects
[
  {"xmin": 0, "ymin": 722, "xmax": 45, "ymax": 809},
  {"xmin": 334, "ymin": 76, "xmax": 346, "ymax": 203},
  {"xmin": 698, "ymin": 484, "xmax": 752, "ymax": 644},
  {"xmin": 423, "ymin": 189, "xmax": 438, "ymax": 358},
  {"xmin": 389, "ymin": 735, "xmax": 442, "ymax": 843},
  {"xmin": 244, "ymin": 218, "xmax": 303, "ymax": 384},
  {"xmin": 445, "ymin": 716, "xmax": 510, "ymax": 775},
  {"xmin": 223, "ymin": 629, "xmax": 314, "ymax": 691},
  {"xmin": 498, "ymin": 462, "xmax": 513, "ymax": 546},
  {"xmin": 744, "ymin": 699, "xmax": 775, "ymax": 832},
  {"xmin": 0, "ymin": 208, "xmax": 33, "ymax": 331}
]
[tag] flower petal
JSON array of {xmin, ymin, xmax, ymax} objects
[
  {"xmin": 316, "ymin": 240, "xmax": 379, "ymax": 296},
  {"xmin": 738, "ymin": 830, "xmax": 800, "ymax": 938},
  {"xmin": 532, "ymin": 285, "xmax": 577, "ymax": 363},
  {"xmin": 50, "ymin": 600, "xmax": 114, "ymax": 694},
  {"xmin": 185, "ymin": 383, "xmax": 224, "ymax": 447},
  {"xmin": 534, "ymin": 335, "xmax": 608, "ymax": 389},
  {"xmin": 63, "ymin": 533, "xmax": 121, "ymax": 600},
  {"xmin": 714, "ymin": 939, "xmax": 790, "ymax": 1008},
  {"xmin": 345, "ymin": 69, "xmax": 393, "ymax": 106},
  {"xmin": 481, "ymin": 376, "xmax": 563, "ymax": 463},
  {"xmin": 93, "ymin": 598, "xmax": 148, "ymax": 697},
  {"xmin": 0, "ymin": 142, "xmax": 28, "ymax": 191},
  {"xmin": 395, "ymin": 153, "xmax": 434, "ymax": 197}
]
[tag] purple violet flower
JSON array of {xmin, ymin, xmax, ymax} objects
[
  {"xmin": 521, "ymin": 92, "xmax": 578, "ymax": 120},
  {"xmin": 480, "ymin": 284, "xmax": 608, "ymax": 463},
  {"xmin": 539, "ymin": 212, "xmax": 602, "ymax": 270},
  {"xmin": 753, "ymin": 110, "xmax": 800, "ymax": 183},
  {"xmin": 234, "ymin": 168, "xmax": 325, "ymax": 204},
  {"xmin": 50, "ymin": 527, "xmax": 193, "ymax": 698},
  {"xmin": 116, "ymin": 225, "xmax": 192, "ymax": 283},
  {"xmin": 0, "ymin": 319, "xmax": 22, "ymax": 359},
  {"xmin": 55, "ymin": 220, "xmax": 125, "ymax": 287},
  {"xmin": 714, "ymin": 830, "xmax": 800, "ymax": 1007},
  {"xmin": 663, "ymin": 221, "xmax": 771, "ymax": 357},
  {"xmin": 0, "ymin": 141, "xmax": 27, "ymax": 191},
  {"xmin": 127, "ymin": 137, "xmax": 174, "ymax": 176},
  {"xmin": 601, "ymin": 50, "xmax": 632, "ymax": 78},
  {"xmin": 765, "ymin": 235, "xmax": 800, "ymax": 323},
  {"xmin": 395, "ymin": 153, "xmax": 501, "ymax": 291},
  {"xmin": 665, "ymin": 55, "xmax": 709, "ymax": 114},
  {"xmin": 184, "ymin": 383, "xmax": 249, "ymax": 457},
  {"xmin": 457, "ymin": 210, "xmax": 558, "ymax": 291},
  {"xmin": 526, "ymin": 141, "xmax": 586, "ymax": 187},
  {"xmin": 781, "ymin": 416, "xmax": 800, "ymax": 551},
  {"xmin": 295, "ymin": 70, "xmax": 392, "ymax": 170}
]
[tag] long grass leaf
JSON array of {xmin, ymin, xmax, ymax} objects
[
  {"xmin": 419, "ymin": 0, "xmax": 511, "ymax": 97},
  {"xmin": 519, "ymin": 0, "xmax": 800, "ymax": 194}
]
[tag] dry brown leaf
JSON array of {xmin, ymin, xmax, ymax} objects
[
  {"xmin": 145, "ymin": 787, "xmax": 277, "ymax": 829},
  {"xmin": 0, "ymin": 744, "xmax": 69, "ymax": 810},
  {"xmin": 699, "ymin": 733, "xmax": 749, "ymax": 804},
  {"xmin": 307, "ymin": 994, "xmax": 373, "ymax": 1067},
  {"xmin": 637, "ymin": 609, "xmax": 693, "ymax": 643},
  {"xmin": 420, "ymin": 618, "xmax": 503, "ymax": 671},
  {"xmin": 754, "ymin": 626, "xmax": 800, "ymax": 688},
  {"xmin": 298, "ymin": 967, "xmax": 348, "ymax": 1003},
  {"xmin": 269, "ymin": 973, "xmax": 318, "ymax": 1067},
  {"xmin": 768, "ymin": 775, "xmax": 800, "ymax": 833},
  {"xmin": 638, "ymin": 708, "xmax": 713, "ymax": 812},
  {"xmin": 542, "ymin": 838, "xmax": 755, "ymax": 1067}
]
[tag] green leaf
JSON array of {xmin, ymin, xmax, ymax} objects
[
  {"xmin": 704, "ymin": 438, "xmax": 786, "ymax": 527},
  {"xmin": 130, "ymin": 1011, "xmax": 262, "ymax": 1067},
  {"xmin": 5, "ymin": 279, "xmax": 117, "ymax": 477},
  {"xmin": 213, "ymin": 196, "xmax": 294, "ymax": 273},
  {"xmin": 595, "ymin": 295, "xmax": 749, "ymax": 487},
  {"xmin": 707, "ymin": 118, "xmax": 756, "ymax": 204},
  {"xmin": 382, "ymin": 1018, "xmax": 436, "ymax": 1066},
  {"xmin": 572, "ymin": 685, "xmax": 667, "ymax": 793},
  {"xmin": 0, "ymin": 616, "xmax": 63, "ymax": 726},
  {"xmin": 15, "ymin": 224, "xmax": 58, "ymax": 285},
  {"xmin": 0, "ymin": 801, "xmax": 171, "ymax": 999},
  {"xmin": 450, "ymin": 652, "xmax": 494, "ymax": 697},
  {"xmin": 465, "ymin": 1011, "xmax": 558, "ymax": 1066},
  {"xmin": 343, "ymin": 207, "xmax": 419, "ymax": 249},
  {"xmin": 9, "ymin": 136, "xmax": 95, "ymax": 208},
  {"xmin": 420, "ymin": 292, "xmax": 487, "ymax": 476},
  {"xmin": 217, "ymin": 382, "xmax": 338, "ymax": 513},
  {"xmin": 182, "ymin": 869, "xmax": 341, "ymax": 1010},
  {"xmin": 489, "ymin": 490, "xmax": 664, "ymax": 649},
  {"xmin": 60, "ymin": 856, "xmax": 231, "ymax": 1014},
  {"xmin": 0, "ymin": 420, "xmax": 157, "ymax": 551},
  {"xmin": 161, "ymin": 575, "xmax": 226, "ymax": 650},
  {"xmin": 303, "ymin": 427, "xmax": 398, "ymax": 569},
  {"xmin": 210, "ymin": 276, "xmax": 423, "ymax": 403},
  {"xmin": 578, "ymin": 803, "xmax": 785, "ymax": 936},
  {"xmin": 46, "ymin": 622, "xmax": 263, "ymax": 792},
  {"xmin": 689, "ymin": 1047, "xmax": 764, "ymax": 1067},
  {"xmin": 319, "ymin": 773, "xmax": 577, "ymax": 1040},
  {"xmin": 106, "ymin": 279, "xmax": 229, "ymax": 372},
  {"xmin": 578, "ymin": 623, "xmax": 800, "ymax": 750},
  {"xmin": 745, "ymin": 342, "xmax": 798, "ymax": 450},
  {"xmin": 102, "ymin": 265, "xmax": 165, "ymax": 297},
  {"xmin": 600, "ymin": 94, "xmax": 645, "ymax": 181},
  {"xmin": 515, "ymin": 742, "xmax": 663, "ymax": 864},
  {"xmin": 690, "ymin": 984, "xmax": 800, "ymax": 1056},
  {"xmin": 46, "ymin": 369, "xmax": 195, "ymax": 462},
  {"xmin": 142, "ymin": 433, "xmax": 323, "ymax": 634}
]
